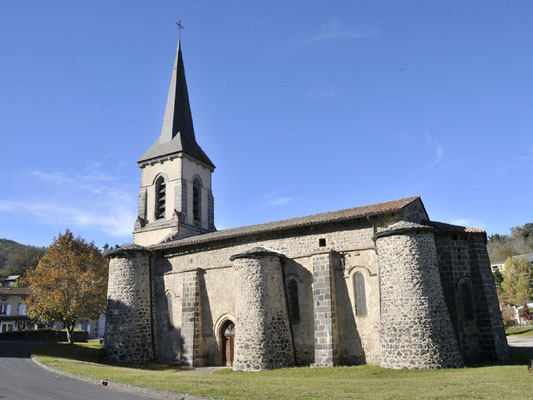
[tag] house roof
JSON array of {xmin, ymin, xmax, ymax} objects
[
  {"xmin": 491, "ymin": 253, "xmax": 533, "ymax": 265},
  {"xmin": 149, "ymin": 196, "xmax": 422, "ymax": 250},
  {"xmin": 0, "ymin": 287, "xmax": 29, "ymax": 295},
  {"xmin": 138, "ymin": 40, "xmax": 215, "ymax": 169},
  {"xmin": 4, "ymin": 275, "xmax": 21, "ymax": 281}
]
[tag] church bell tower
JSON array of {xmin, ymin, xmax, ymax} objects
[{"xmin": 133, "ymin": 39, "xmax": 215, "ymax": 246}]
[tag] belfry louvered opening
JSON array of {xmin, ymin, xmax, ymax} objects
[
  {"xmin": 193, "ymin": 178, "xmax": 202, "ymax": 226},
  {"xmin": 155, "ymin": 176, "xmax": 166, "ymax": 220}
]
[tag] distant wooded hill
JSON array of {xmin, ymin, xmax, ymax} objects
[
  {"xmin": 0, "ymin": 238, "xmax": 46, "ymax": 279},
  {"xmin": 487, "ymin": 223, "xmax": 533, "ymax": 262}
]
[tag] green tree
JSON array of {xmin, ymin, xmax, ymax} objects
[
  {"xmin": 487, "ymin": 222, "xmax": 533, "ymax": 262},
  {"xmin": 501, "ymin": 256, "xmax": 533, "ymax": 304},
  {"xmin": 24, "ymin": 230, "xmax": 108, "ymax": 344},
  {"xmin": 0, "ymin": 238, "xmax": 46, "ymax": 278},
  {"xmin": 493, "ymin": 269, "xmax": 504, "ymax": 288},
  {"xmin": 511, "ymin": 223, "xmax": 533, "ymax": 239}
]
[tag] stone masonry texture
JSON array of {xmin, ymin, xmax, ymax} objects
[
  {"xmin": 180, "ymin": 269, "xmax": 204, "ymax": 366},
  {"xmin": 231, "ymin": 248, "xmax": 295, "ymax": 371},
  {"xmin": 104, "ymin": 249, "xmax": 154, "ymax": 363},
  {"xmin": 434, "ymin": 232, "xmax": 509, "ymax": 363},
  {"xmin": 312, "ymin": 251, "xmax": 340, "ymax": 367},
  {"xmin": 375, "ymin": 223, "xmax": 464, "ymax": 369}
]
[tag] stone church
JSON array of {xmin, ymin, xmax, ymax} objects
[{"xmin": 104, "ymin": 39, "xmax": 508, "ymax": 370}]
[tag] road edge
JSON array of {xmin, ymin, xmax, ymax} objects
[{"xmin": 31, "ymin": 355, "xmax": 225, "ymax": 400}]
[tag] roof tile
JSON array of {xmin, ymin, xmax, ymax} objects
[
  {"xmin": 149, "ymin": 196, "xmax": 420, "ymax": 250},
  {"xmin": 0, "ymin": 287, "xmax": 29, "ymax": 295}
]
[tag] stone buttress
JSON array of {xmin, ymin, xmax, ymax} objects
[
  {"xmin": 230, "ymin": 247, "xmax": 295, "ymax": 371},
  {"xmin": 311, "ymin": 250, "xmax": 341, "ymax": 367},
  {"xmin": 104, "ymin": 245, "xmax": 154, "ymax": 363},
  {"xmin": 180, "ymin": 268, "xmax": 204, "ymax": 366},
  {"xmin": 374, "ymin": 222, "xmax": 463, "ymax": 369}
]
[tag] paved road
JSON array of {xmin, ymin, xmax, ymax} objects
[
  {"xmin": 507, "ymin": 335, "xmax": 533, "ymax": 348},
  {"xmin": 0, "ymin": 341, "xmax": 167, "ymax": 400}
]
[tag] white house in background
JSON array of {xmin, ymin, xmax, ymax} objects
[
  {"xmin": 0, "ymin": 287, "xmax": 31, "ymax": 332},
  {"xmin": 511, "ymin": 303, "xmax": 533, "ymax": 325},
  {"xmin": 76, "ymin": 316, "xmax": 106, "ymax": 339},
  {"xmin": 2, "ymin": 275, "xmax": 22, "ymax": 287},
  {"xmin": 54, "ymin": 316, "xmax": 106, "ymax": 339},
  {"xmin": 491, "ymin": 253, "xmax": 533, "ymax": 272},
  {"xmin": 0, "ymin": 276, "xmax": 106, "ymax": 337}
]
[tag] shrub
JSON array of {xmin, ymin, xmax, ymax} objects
[{"xmin": 502, "ymin": 305, "xmax": 517, "ymax": 327}]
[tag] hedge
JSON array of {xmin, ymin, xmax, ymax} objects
[{"xmin": 0, "ymin": 329, "xmax": 88, "ymax": 342}]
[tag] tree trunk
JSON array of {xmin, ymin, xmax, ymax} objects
[{"xmin": 65, "ymin": 322, "xmax": 75, "ymax": 344}]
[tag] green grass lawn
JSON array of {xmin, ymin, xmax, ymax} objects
[
  {"xmin": 32, "ymin": 343, "xmax": 533, "ymax": 400},
  {"xmin": 506, "ymin": 326, "xmax": 533, "ymax": 337}
]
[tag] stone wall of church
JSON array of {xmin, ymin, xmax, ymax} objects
[
  {"xmin": 434, "ymin": 232, "xmax": 508, "ymax": 363},
  {"xmin": 375, "ymin": 223, "xmax": 464, "ymax": 369},
  {"xmin": 154, "ymin": 217, "xmax": 396, "ymax": 367},
  {"xmin": 104, "ymin": 248, "xmax": 153, "ymax": 363},
  {"xmin": 152, "ymin": 271, "xmax": 183, "ymax": 363}
]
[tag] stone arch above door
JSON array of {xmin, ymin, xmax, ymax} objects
[{"xmin": 214, "ymin": 313, "xmax": 236, "ymax": 366}]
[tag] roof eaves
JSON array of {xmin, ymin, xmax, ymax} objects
[{"xmin": 149, "ymin": 196, "xmax": 419, "ymax": 251}]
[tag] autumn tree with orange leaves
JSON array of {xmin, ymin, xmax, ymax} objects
[{"xmin": 24, "ymin": 230, "xmax": 107, "ymax": 344}]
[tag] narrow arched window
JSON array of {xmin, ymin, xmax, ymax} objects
[
  {"xmin": 155, "ymin": 176, "xmax": 166, "ymax": 220},
  {"xmin": 354, "ymin": 272, "xmax": 367, "ymax": 317},
  {"xmin": 193, "ymin": 177, "xmax": 202, "ymax": 225},
  {"xmin": 287, "ymin": 279, "xmax": 300, "ymax": 323},
  {"xmin": 458, "ymin": 278, "xmax": 475, "ymax": 320}
]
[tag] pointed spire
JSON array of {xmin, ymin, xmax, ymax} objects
[
  {"xmin": 159, "ymin": 40, "xmax": 193, "ymax": 143},
  {"xmin": 138, "ymin": 39, "xmax": 215, "ymax": 169}
]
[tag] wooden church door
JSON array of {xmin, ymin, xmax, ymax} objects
[{"xmin": 222, "ymin": 322, "xmax": 235, "ymax": 366}]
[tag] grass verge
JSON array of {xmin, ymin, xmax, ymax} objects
[
  {"xmin": 32, "ymin": 342, "xmax": 532, "ymax": 400},
  {"xmin": 506, "ymin": 326, "xmax": 533, "ymax": 337}
]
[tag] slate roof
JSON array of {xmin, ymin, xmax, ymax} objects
[
  {"xmin": 149, "ymin": 196, "xmax": 421, "ymax": 250},
  {"xmin": 373, "ymin": 221, "xmax": 434, "ymax": 240},
  {"xmin": 105, "ymin": 243, "xmax": 150, "ymax": 258},
  {"xmin": 0, "ymin": 287, "xmax": 29, "ymax": 295},
  {"xmin": 138, "ymin": 40, "xmax": 215, "ymax": 168}
]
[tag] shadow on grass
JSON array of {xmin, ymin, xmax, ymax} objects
[
  {"xmin": 31, "ymin": 342, "xmax": 192, "ymax": 372},
  {"xmin": 464, "ymin": 346, "xmax": 532, "ymax": 368},
  {"xmin": 33, "ymin": 342, "xmax": 533, "ymax": 376}
]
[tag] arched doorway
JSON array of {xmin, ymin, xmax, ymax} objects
[{"xmin": 220, "ymin": 320, "xmax": 235, "ymax": 366}]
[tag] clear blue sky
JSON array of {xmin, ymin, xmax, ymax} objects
[{"xmin": 1, "ymin": 1, "xmax": 532, "ymax": 248}]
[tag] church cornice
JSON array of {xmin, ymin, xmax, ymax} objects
[{"xmin": 138, "ymin": 152, "xmax": 215, "ymax": 172}]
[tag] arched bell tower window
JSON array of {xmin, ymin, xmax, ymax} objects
[
  {"xmin": 155, "ymin": 175, "xmax": 166, "ymax": 220},
  {"xmin": 287, "ymin": 279, "xmax": 300, "ymax": 323},
  {"xmin": 353, "ymin": 272, "xmax": 367, "ymax": 317},
  {"xmin": 193, "ymin": 177, "xmax": 202, "ymax": 226}
]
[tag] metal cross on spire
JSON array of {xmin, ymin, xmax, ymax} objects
[{"xmin": 176, "ymin": 20, "xmax": 184, "ymax": 40}]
